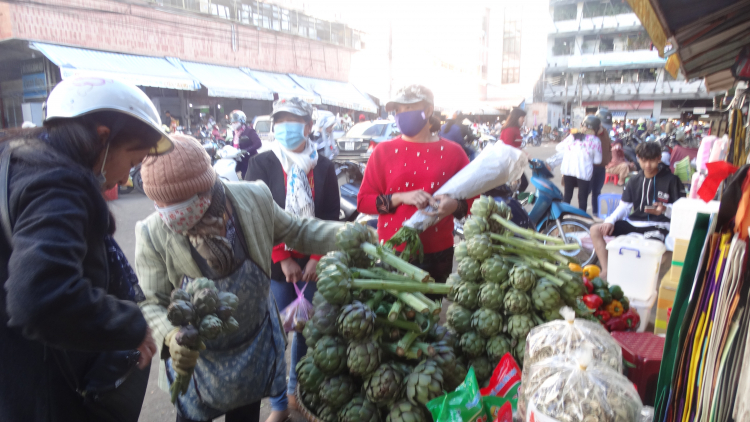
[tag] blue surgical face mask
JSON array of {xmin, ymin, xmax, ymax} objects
[{"xmin": 274, "ymin": 121, "xmax": 307, "ymax": 150}]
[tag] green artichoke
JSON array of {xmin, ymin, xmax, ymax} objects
[
  {"xmin": 386, "ymin": 399, "xmax": 427, "ymax": 422},
  {"xmin": 486, "ymin": 334, "xmax": 512, "ymax": 361},
  {"xmin": 531, "ymin": 278, "xmax": 562, "ymax": 312},
  {"xmin": 335, "ymin": 222, "xmax": 370, "ymax": 265},
  {"xmin": 301, "ymin": 389, "xmax": 322, "ymax": 413},
  {"xmin": 312, "ymin": 291, "xmax": 327, "ymax": 307},
  {"xmin": 470, "ymin": 195, "xmax": 498, "ymax": 219},
  {"xmin": 192, "ymin": 288, "xmax": 219, "ymax": 317},
  {"xmin": 469, "ymin": 355, "xmax": 492, "ymax": 384},
  {"xmin": 506, "ymin": 314, "xmax": 535, "ymax": 340},
  {"xmin": 317, "ymin": 265, "xmax": 353, "ymax": 305},
  {"xmin": 303, "ymin": 319, "xmax": 324, "ymax": 348},
  {"xmin": 454, "ymin": 241, "xmax": 469, "ymax": 261},
  {"xmin": 170, "ymin": 289, "xmax": 191, "ymax": 303},
  {"xmin": 405, "ymin": 359, "xmax": 443, "ymax": 406},
  {"xmin": 214, "ymin": 305, "xmax": 233, "ymax": 322},
  {"xmin": 347, "ymin": 339, "xmax": 382, "ymax": 376},
  {"xmin": 428, "ymin": 324, "xmax": 451, "ymax": 345},
  {"xmin": 338, "ymin": 395, "xmax": 381, "ymax": 422},
  {"xmin": 471, "ymin": 308, "xmax": 503, "ymax": 338},
  {"xmin": 542, "ymin": 307, "xmax": 563, "ymax": 322},
  {"xmin": 481, "ymin": 255, "xmax": 512, "ymax": 284},
  {"xmin": 428, "ymin": 341, "xmax": 457, "ymax": 373},
  {"xmin": 478, "ymin": 282, "xmax": 505, "ymax": 311},
  {"xmin": 458, "ymin": 330, "xmax": 486, "ymax": 359},
  {"xmin": 167, "ymin": 300, "xmax": 196, "ymax": 326},
  {"xmin": 560, "ymin": 277, "xmax": 587, "ymax": 306},
  {"xmin": 457, "ymin": 257, "xmax": 482, "ymax": 283},
  {"xmin": 312, "ymin": 300, "xmax": 341, "ymax": 336},
  {"xmin": 316, "ymin": 250, "xmax": 351, "ymax": 275},
  {"xmin": 446, "ymin": 303, "xmax": 473, "ymax": 333},
  {"xmin": 466, "ymin": 234, "xmax": 494, "ymax": 262},
  {"xmin": 313, "ymin": 335, "xmax": 348, "ymax": 374},
  {"xmin": 443, "ymin": 359, "xmax": 468, "ymax": 392},
  {"xmin": 513, "ymin": 338, "xmax": 526, "ymax": 367},
  {"xmin": 337, "ymin": 301, "xmax": 375, "ymax": 341},
  {"xmin": 463, "ymin": 216, "xmax": 489, "ymax": 239},
  {"xmin": 217, "ymin": 291, "xmax": 239, "ymax": 311},
  {"xmin": 198, "ymin": 314, "xmax": 223, "ymax": 340},
  {"xmin": 364, "ymin": 363, "xmax": 404, "ymax": 406},
  {"xmin": 509, "ymin": 265, "xmax": 536, "ymax": 292},
  {"xmin": 319, "ymin": 374, "xmax": 355, "ymax": 409},
  {"xmin": 296, "ymin": 354, "xmax": 325, "ymax": 390},
  {"xmin": 496, "ymin": 200, "xmax": 513, "ymax": 220},
  {"xmin": 174, "ymin": 325, "xmax": 200, "ymax": 349},
  {"xmin": 446, "ymin": 273, "xmax": 463, "ymax": 302},
  {"xmin": 503, "ymin": 288, "xmax": 531, "ymax": 315},
  {"xmin": 452, "ymin": 282, "xmax": 480, "ymax": 310},
  {"xmin": 186, "ymin": 277, "xmax": 217, "ymax": 295},
  {"xmin": 316, "ymin": 403, "xmax": 338, "ymax": 422},
  {"xmin": 222, "ymin": 316, "xmax": 239, "ymax": 334}
]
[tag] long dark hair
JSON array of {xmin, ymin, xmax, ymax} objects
[
  {"xmin": 502, "ymin": 108, "xmax": 527, "ymax": 130},
  {"xmin": 3, "ymin": 111, "xmax": 161, "ymax": 169}
]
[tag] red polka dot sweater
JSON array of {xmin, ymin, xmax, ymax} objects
[{"xmin": 357, "ymin": 137, "xmax": 471, "ymax": 254}]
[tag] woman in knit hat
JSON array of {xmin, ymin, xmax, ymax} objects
[{"xmin": 135, "ymin": 134, "xmax": 341, "ymax": 422}]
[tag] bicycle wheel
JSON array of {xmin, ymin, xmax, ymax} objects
[{"xmin": 544, "ymin": 218, "xmax": 596, "ymax": 266}]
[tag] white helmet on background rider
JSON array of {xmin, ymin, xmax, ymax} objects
[
  {"xmin": 45, "ymin": 76, "xmax": 172, "ymax": 154},
  {"xmin": 229, "ymin": 110, "xmax": 247, "ymax": 130},
  {"xmin": 675, "ymin": 128, "xmax": 686, "ymax": 141}
]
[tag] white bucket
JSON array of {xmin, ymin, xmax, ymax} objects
[
  {"xmin": 606, "ymin": 234, "xmax": 666, "ymax": 302},
  {"xmin": 630, "ymin": 290, "xmax": 657, "ymax": 333}
]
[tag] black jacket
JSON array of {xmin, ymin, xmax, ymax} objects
[
  {"xmin": 0, "ymin": 141, "xmax": 147, "ymax": 421},
  {"xmin": 622, "ymin": 162, "xmax": 684, "ymax": 223},
  {"xmin": 245, "ymin": 151, "xmax": 339, "ymax": 281}
]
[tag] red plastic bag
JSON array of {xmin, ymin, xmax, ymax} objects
[
  {"xmin": 480, "ymin": 353, "xmax": 521, "ymax": 400},
  {"xmin": 280, "ymin": 282, "xmax": 313, "ymax": 333}
]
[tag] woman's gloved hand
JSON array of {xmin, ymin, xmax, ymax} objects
[{"xmin": 165, "ymin": 327, "xmax": 205, "ymax": 376}]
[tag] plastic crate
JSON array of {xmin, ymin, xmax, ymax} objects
[{"xmin": 611, "ymin": 332, "xmax": 665, "ymax": 406}]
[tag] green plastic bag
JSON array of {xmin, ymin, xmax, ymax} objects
[{"xmin": 426, "ymin": 367, "xmax": 486, "ymax": 422}]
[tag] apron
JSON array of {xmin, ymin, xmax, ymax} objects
[{"xmin": 166, "ymin": 218, "xmax": 287, "ymax": 421}]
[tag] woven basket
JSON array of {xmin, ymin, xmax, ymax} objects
[{"xmin": 295, "ymin": 384, "xmax": 325, "ymax": 422}]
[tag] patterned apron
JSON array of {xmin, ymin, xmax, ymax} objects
[{"xmin": 166, "ymin": 259, "xmax": 287, "ymax": 421}]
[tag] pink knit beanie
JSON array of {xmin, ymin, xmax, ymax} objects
[{"xmin": 141, "ymin": 134, "xmax": 216, "ymax": 204}]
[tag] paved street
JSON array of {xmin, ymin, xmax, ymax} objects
[{"xmin": 109, "ymin": 141, "xmax": 624, "ymax": 422}]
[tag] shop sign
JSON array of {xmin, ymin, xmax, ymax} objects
[{"xmin": 22, "ymin": 73, "xmax": 47, "ymax": 100}]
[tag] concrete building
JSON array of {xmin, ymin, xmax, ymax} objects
[
  {"xmin": 540, "ymin": 0, "xmax": 716, "ymax": 124},
  {"xmin": 0, "ymin": 0, "xmax": 375, "ymax": 129}
]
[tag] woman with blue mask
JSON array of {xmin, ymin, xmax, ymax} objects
[
  {"xmin": 245, "ymin": 97, "xmax": 339, "ymax": 419},
  {"xmin": 357, "ymin": 85, "xmax": 473, "ymax": 298}
]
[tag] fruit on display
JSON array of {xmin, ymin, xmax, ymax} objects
[
  {"xmin": 405, "ymin": 359, "xmax": 444, "ymax": 405},
  {"xmin": 296, "ymin": 355, "xmax": 325, "ymax": 390},
  {"xmin": 337, "ymin": 301, "xmax": 376, "ymax": 341},
  {"xmin": 457, "ymin": 257, "xmax": 482, "ymax": 282},
  {"xmin": 364, "ymin": 363, "xmax": 405, "ymax": 406},
  {"xmin": 458, "ymin": 330, "xmax": 487, "ymax": 359},
  {"xmin": 486, "ymin": 334, "xmax": 512, "ymax": 361},
  {"xmin": 319, "ymin": 374, "xmax": 355, "ymax": 408},
  {"xmin": 347, "ymin": 339, "xmax": 382, "ymax": 376},
  {"xmin": 451, "ymin": 282, "xmax": 481, "ymax": 310},
  {"xmin": 507, "ymin": 314, "xmax": 535, "ymax": 340},
  {"xmin": 338, "ymin": 395, "xmax": 381, "ymax": 422},
  {"xmin": 446, "ymin": 303, "xmax": 473, "ymax": 333},
  {"xmin": 313, "ymin": 335, "xmax": 348, "ymax": 375},
  {"xmin": 480, "ymin": 255, "xmax": 512, "ymax": 284},
  {"xmin": 470, "ymin": 308, "xmax": 503, "ymax": 338},
  {"xmin": 509, "ymin": 265, "xmax": 536, "ymax": 292},
  {"xmin": 478, "ymin": 282, "xmax": 506, "ymax": 311},
  {"xmin": 503, "ymin": 288, "xmax": 531, "ymax": 315},
  {"xmin": 386, "ymin": 399, "xmax": 427, "ymax": 422}
]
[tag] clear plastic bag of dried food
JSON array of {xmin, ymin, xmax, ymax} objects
[
  {"xmin": 523, "ymin": 307, "xmax": 623, "ymax": 374},
  {"xmin": 519, "ymin": 347, "xmax": 643, "ymax": 422}
]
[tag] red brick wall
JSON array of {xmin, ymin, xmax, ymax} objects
[{"xmin": 2, "ymin": 0, "xmax": 351, "ymax": 81}]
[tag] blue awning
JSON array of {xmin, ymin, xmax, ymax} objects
[
  {"xmin": 288, "ymin": 74, "xmax": 378, "ymax": 113},
  {"xmin": 32, "ymin": 43, "xmax": 200, "ymax": 90},
  {"xmin": 176, "ymin": 61, "xmax": 274, "ymax": 100},
  {"xmin": 241, "ymin": 69, "xmax": 320, "ymax": 105},
  {"xmin": 611, "ymin": 111, "xmax": 628, "ymax": 119}
]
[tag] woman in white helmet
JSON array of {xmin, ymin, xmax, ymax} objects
[
  {"xmin": 0, "ymin": 77, "xmax": 170, "ymax": 421},
  {"xmin": 311, "ymin": 113, "xmax": 339, "ymax": 159}
]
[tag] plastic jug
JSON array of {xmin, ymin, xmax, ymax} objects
[{"xmin": 606, "ymin": 234, "xmax": 666, "ymax": 302}]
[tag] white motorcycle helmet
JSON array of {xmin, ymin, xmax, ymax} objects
[
  {"xmin": 675, "ymin": 128, "xmax": 686, "ymax": 142},
  {"xmin": 45, "ymin": 77, "xmax": 172, "ymax": 155}
]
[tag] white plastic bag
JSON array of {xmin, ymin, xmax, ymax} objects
[
  {"xmin": 280, "ymin": 282, "xmax": 313, "ymax": 333},
  {"xmin": 403, "ymin": 142, "xmax": 527, "ymax": 232},
  {"xmin": 520, "ymin": 348, "xmax": 643, "ymax": 422},
  {"xmin": 523, "ymin": 307, "xmax": 623, "ymax": 374}
]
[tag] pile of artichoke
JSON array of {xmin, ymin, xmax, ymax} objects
[
  {"xmin": 166, "ymin": 278, "xmax": 239, "ymax": 403},
  {"xmin": 445, "ymin": 195, "xmax": 589, "ymax": 379},
  {"xmin": 296, "ymin": 223, "xmax": 463, "ymax": 422}
]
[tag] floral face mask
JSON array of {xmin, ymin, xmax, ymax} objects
[{"xmin": 155, "ymin": 193, "xmax": 211, "ymax": 234}]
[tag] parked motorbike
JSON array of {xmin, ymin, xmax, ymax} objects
[
  {"xmin": 526, "ymin": 158, "xmax": 596, "ymax": 266},
  {"xmin": 213, "ymin": 145, "xmax": 245, "ymax": 182},
  {"xmin": 522, "ymin": 129, "xmax": 541, "ymax": 148},
  {"xmin": 334, "ymin": 160, "xmax": 375, "ymax": 224}
]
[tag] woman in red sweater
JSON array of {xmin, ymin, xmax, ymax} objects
[
  {"xmin": 499, "ymin": 107, "xmax": 526, "ymax": 148},
  {"xmin": 357, "ymin": 85, "xmax": 471, "ymax": 288}
]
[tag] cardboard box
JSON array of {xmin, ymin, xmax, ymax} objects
[
  {"xmin": 654, "ymin": 272, "xmax": 679, "ymax": 335},
  {"xmin": 668, "ymin": 239, "xmax": 690, "ymax": 284}
]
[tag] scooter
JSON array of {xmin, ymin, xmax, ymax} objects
[
  {"xmin": 334, "ymin": 160, "xmax": 378, "ymax": 228},
  {"xmin": 213, "ymin": 145, "xmax": 245, "ymax": 182},
  {"xmin": 521, "ymin": 129, "xmax": 541, "ymax": 148},
  {"xmin": 526, "ymin": 159, "xmax": 596, "ymax": 266}
]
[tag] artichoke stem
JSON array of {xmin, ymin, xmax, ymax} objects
[
  {"xmin": 352, "ymin": 279, "xmax": 450, "ymax": 294},
  {"xmin": 489, "ymin": 233, "xmax": 581, "ymax": 251},
  {"xmin": 388, "ymin": 300, "xmax": 403, "ymax": 322},
  {"xmin": 386, "ymin": 291, "xmax": 429, "ymax": 315},
  {"xmin": 375, "ymin": 316, "xmax": 422, "ymax": 333},
  {"xmin": 396, "ymin": 330, "xmax": 420, "ymax": 356},
  {"xmin": 365, "ymin": 290, "xmax": 386, "ymax": 310},
  {"xmin": 360, "ymin": 242, "xmax": 432, "ymax": 282},
  {"xmin": 490, "ymin": 214, "xmax": 564, "ymax": 244}
]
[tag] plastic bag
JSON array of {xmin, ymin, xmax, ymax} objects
[
  {"xmin": 483, "ymin": 396, "xmax": 515, "ymax": 422},
  {"xmin": 480, "ymin": 353, "xmax": 521, "ymax": 400},
  {"xmin": 402, "ymin": 141, "xmax": 528, "ymax": 232},
  {"xmin": 426, "ymin": 367, "xmax": 486, "ymax": 422},
  {"xmin": 280, "ymin": 282, "xmax": 313, "ymax": 333},
  {"xmin": 523, "ymin": 307, "xmax": 623, "ymax": 374},
  {"xmin": 519, "ymin": 348, "xmax": 642, "ymax": 422}
]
